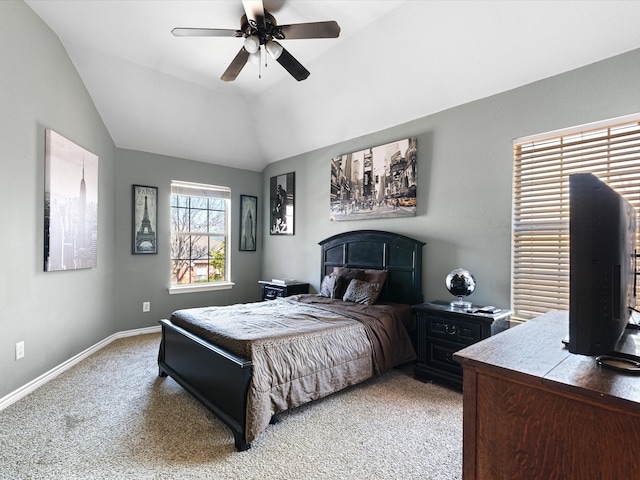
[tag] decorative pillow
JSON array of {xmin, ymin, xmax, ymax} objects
[
  {"xmin": 332, "ymin": 267, "xmax": 365, "ymax": 299},
  {"xmin": 318, "ymin": 275, "xmax": 343, "ymax": 299},
  {"xmin": 342, "ymin": 279, "xmax": 381, "ymax": 305},
  {"xmin": 364, "ymin": 269, "xmax": 388, "ymax": 289}
]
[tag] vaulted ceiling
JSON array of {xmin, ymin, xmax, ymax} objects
[{"xmin": 25, "ymin": 0, "xmax": 640, "ymax": 171}]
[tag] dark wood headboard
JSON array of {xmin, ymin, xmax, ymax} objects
[{"xmin": 319, "ymin": 230, "xmax": 425, "ymax": 305}]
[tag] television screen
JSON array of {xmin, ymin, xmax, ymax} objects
[{"xmin": 569, "ymin": 173, "xmax": 637, "ymax": 355}]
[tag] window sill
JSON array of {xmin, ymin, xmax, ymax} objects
[{"xmin": 168, "ymin": 282, "xmax": 235, "ymax": 295}]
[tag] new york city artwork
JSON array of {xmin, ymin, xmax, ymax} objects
[
  {"xmin": 330, "ymin": 137, "xmax": 417, "ymax": 221},
  {"xmin": 44, "ymin": 129, "xmax": 99, "ymax": 271}
]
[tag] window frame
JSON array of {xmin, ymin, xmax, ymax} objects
[
  {"xmin": 168, "ymin": 180, "xmax": 234, "ymax": 294},
  {"xmin": 512, "ymin": 113, "xmax": 640, "ymax": 322}
]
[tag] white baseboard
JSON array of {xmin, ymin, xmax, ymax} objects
[{"xmin": 0, "ymin": 325, "xmax": 161, "ymax": 411}]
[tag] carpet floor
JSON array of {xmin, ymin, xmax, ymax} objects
[{"xmin": 0, "ymin": 333, "xmax": 462, "ymax": 479}]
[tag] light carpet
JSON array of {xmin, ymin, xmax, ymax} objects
[{"xmin": 0, "ymin": 333, "xmax": 462, "ymax": 479}]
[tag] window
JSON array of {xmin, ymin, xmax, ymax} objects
[
  {"xmin": 170, "ymin": 181, "xmax": 232, "ymax": 293},
  {"xmin": 512, "ymin": 114, "xmax": 640, "ymax": 322}
]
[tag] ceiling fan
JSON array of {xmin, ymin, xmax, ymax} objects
[{"xmin": 171, "ymin": 0, "xmax": 341, "ymax": 82}]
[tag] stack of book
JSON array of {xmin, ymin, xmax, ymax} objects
[{"xmin": 271, "ymin": 278, "xmax": 298, "ymax": 285}]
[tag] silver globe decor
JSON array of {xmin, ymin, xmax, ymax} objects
[{"xmin": 445, "ymin": 268, "xmax": 476, "ymax": 308}]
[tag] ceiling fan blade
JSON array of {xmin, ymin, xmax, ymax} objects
[
  {"xmin": 280, "ymin": 21, "xmax": 340, "ymax": 39},
  {"xmin": 221, "ymin": 48, "xmax": 250, "ymax": 82},
  {"xmin": 275, "ymin": 47, "xmax": 310, "ymax": 81},
  {"xmin": 172, "ymin": 27, "xmax": 239, "ymax": 37},
  {"xmin": 242, "ymin": 0, "xmax": 266, "ymax": 28}
]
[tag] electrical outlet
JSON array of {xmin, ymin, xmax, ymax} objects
[
  {"xmin": 16, "ymin": 341, "xmax": 24, "ymax": 360},
  {"xmin": 142, "ymin": 301, "xmax": 150, "ymax": 313}
]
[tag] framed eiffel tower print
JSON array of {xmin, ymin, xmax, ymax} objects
[{"xmin": 132, "ymin": 185, "xmax": 158, "ymax": 254}]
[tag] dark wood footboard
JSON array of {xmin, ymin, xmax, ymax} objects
[{"xmin": 157, "ymin": 319, "xmax": 253, "ymax": 451}]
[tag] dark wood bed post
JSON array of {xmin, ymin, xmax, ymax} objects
[
  {"xmin": 158, "ymin": 319, "xmax": 253, "ymax": 451},
  {"xmin": 157, "ymin": 230, "xmax": 425, "ymax": 451}
]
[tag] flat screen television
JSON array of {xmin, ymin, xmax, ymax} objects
[{"xmin": 569, "ymin": 172, "xmax": 637, "ymax": 355}]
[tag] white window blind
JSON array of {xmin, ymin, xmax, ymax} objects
[
  {"xmin": 512, "ymin": 115, "xmax": 640, "ymax": 322},
  {"xmin": 171, "ymin": 181, "xmax": 231, "ymax": 200}
]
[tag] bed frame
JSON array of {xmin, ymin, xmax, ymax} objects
[{"xmin": 158, "ymin": 230, "xmax": 425, "ymax": 451}]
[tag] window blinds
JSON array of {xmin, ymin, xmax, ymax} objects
[
  {"xmin": 171, "ymin": 180, "xmax": 231, "ymax": 199},
  {"xmin": 512, "ymin": 116, "xmax": 640, "ymax": 322}
]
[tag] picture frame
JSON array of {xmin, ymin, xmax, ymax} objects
[
  {"xmin": 44, "ymin": 129, "xmax": 99, "ymax": 272},
  {"xmin": 330, "ymin": 137, "xmax": 417, "ymax": 221},
  {"xmin": 270, "ymin": 172, "xmax": 295, "ymax": 235},
  {"xmin": 132, "ymin": 185, "xmax": 158, "ymax": 254},
  {"xmin": 239, "ymin": 194, "xmax": 257, "ymax": 251}
]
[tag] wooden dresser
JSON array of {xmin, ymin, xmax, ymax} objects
[{"xmin": 454, "ymin": 311, "xmax": 640, "ymax": 480}]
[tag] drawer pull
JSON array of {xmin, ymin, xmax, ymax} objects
[{"xmin": 445, "ymin": 324, "xmax": 457, "ymax": 335}]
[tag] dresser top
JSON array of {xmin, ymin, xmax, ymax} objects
[{"xmin": 454, "ymin": 311, "xmax": 640, "ymax": 412}]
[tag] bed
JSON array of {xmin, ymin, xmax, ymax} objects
[{"xmin": 157, "ymin": 230, "xmax": 425, "ymax": 451}]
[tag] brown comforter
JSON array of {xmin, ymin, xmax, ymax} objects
[{"xmin": 169, "ymin": 294, "xmax": 416, "ymax": 443}]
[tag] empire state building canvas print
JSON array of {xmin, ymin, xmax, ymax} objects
[{"xmin": 44, "ymin": 129, "xmax": 99, "ymax": 272}]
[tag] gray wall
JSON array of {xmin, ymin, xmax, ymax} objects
[
  {"xmin": 0, "ymin": 1, "xmax": 117, "ymax": 398},
  {"xmin": 3, "ymin": 0, "xmax": 640, "ymax": 401},
  {"xmin": 114, "ymin": 149, "xmax": 263, "ymax": 332},
  {"xmin": 0, "ymin": 1, "xmax": 262, "ymax": 401},
  {"xmin": 263, "ymin": 49, "xmax": 640, "ymax": 307}
]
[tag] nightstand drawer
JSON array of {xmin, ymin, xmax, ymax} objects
[
  {"xmin": 428, "ymin": 317, "xmax": 482, "ymax": 344},
  {"xmin": 263, "ymin": 286, "xmax": 284, "ymax": 300},
  {"xmin": 259, "ymin": 280, "xmax": 309, "ymax": 301},
  {"xmin": 428, "ymin": 338, "xmax": 464, "ymax": 375},
  {"xmin": 412, "ymin": 301, "xmax": 512, "ymax": 389}
]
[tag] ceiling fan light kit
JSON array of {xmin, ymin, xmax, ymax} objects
[
  {"xmin": 247, "ymin": 50, "xmax": 262, "ymax": 65},
  {"xmin": 244, "ymin": 35, "xmax": 260, "ymax": 54},
  {"xmin": 265, "ymin": 40, "xmax": 283, "ymax": 60},
  {"xmin": 171, "ymin": 0, "xmax": 340, "ymax": 82}
]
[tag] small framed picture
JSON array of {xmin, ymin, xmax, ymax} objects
[
  {"xmin": 240, "ymin": 194, "xmax": 257, "ymax": 251},
  {"xmin": 270, "ymin": 172, "xmax": 295, "ymax": 235},
  {"xmin": 132, "ymin": 185, "xmax": 158, "ymax": 254}
]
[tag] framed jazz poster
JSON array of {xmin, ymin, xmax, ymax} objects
[{"xmin": 270, "ymin": 172, "xmax": 295, "ymax": 235}]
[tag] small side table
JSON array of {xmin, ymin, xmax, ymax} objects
[
  {"xmin": 259, "ymin": 280, "xmax": 309, "ymax": 301},
  {"xmin": 412, "ymin": 300, "xmax": 512, "ymax": 389}
]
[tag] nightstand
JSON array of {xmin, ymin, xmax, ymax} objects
[
  {"xmin": 412, "ymin": 300, "xmax": 512, "ymax": 389},
  {"xmin": 258, "ymin": 280, "xmax": 309, "ymax": 301}
]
